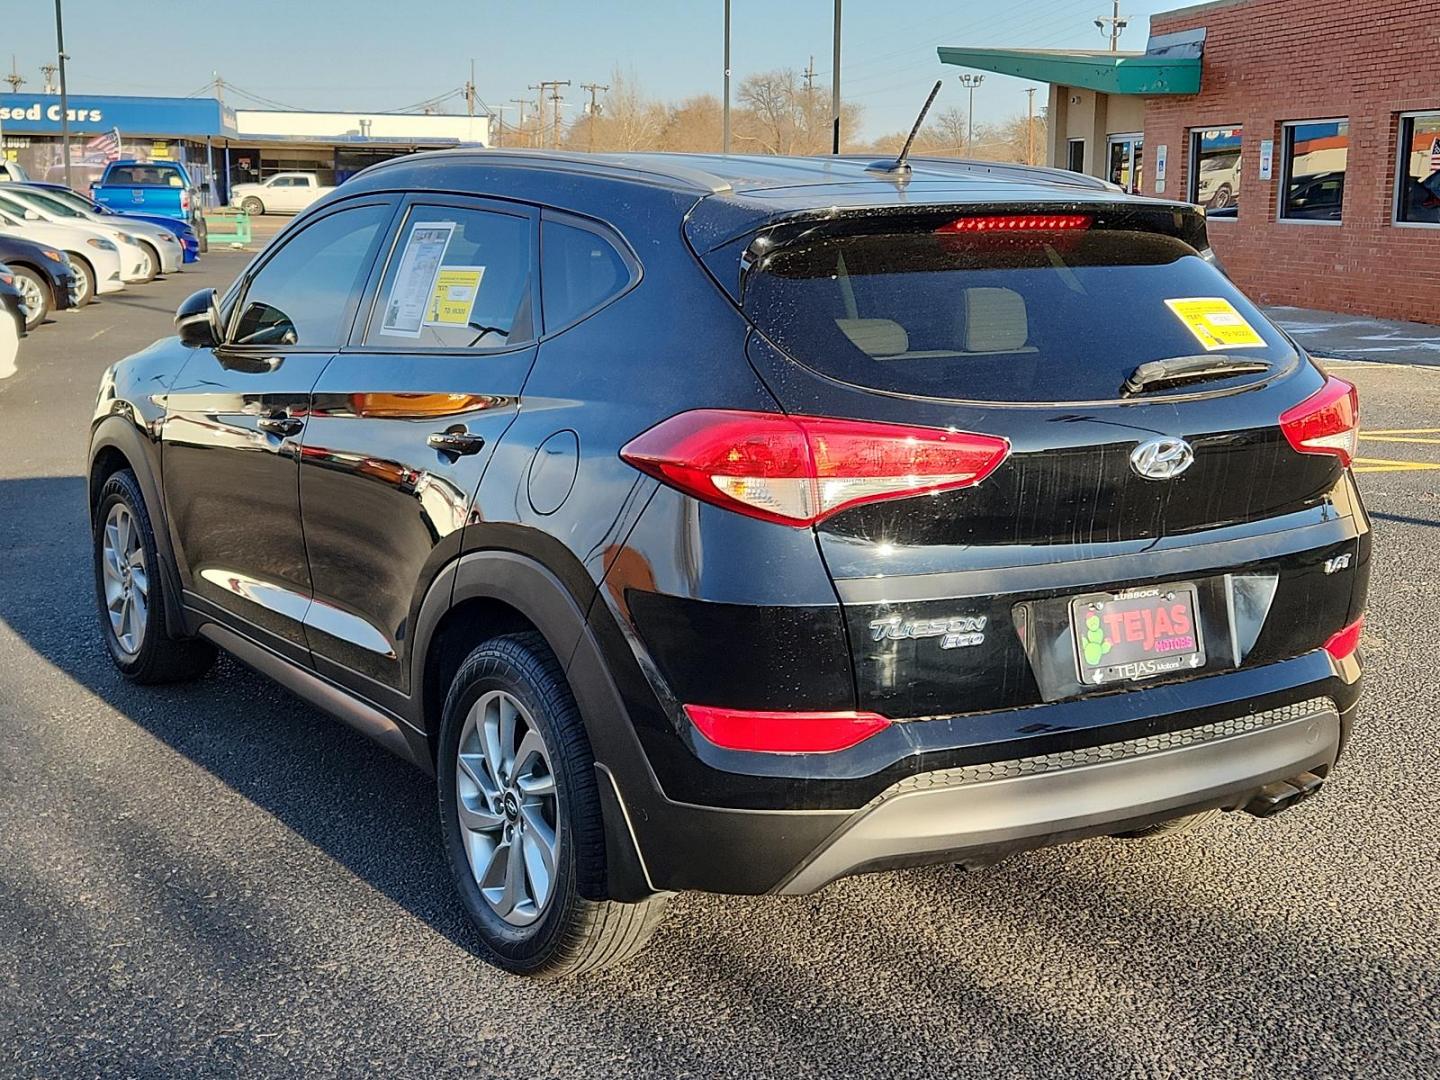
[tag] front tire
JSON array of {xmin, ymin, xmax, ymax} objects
[
  {"xmin": 240, "ymin": 197, "xmax": 265, "ymax": 217},
  {"xmin": 92, "ymin": 469, "xmax": 216, "ymax": 684},
  {"xmin": 68, "ymin": 255, "xmax": 96, "ymax": 306},
  {"xmin": 437, "ymin": 632, "xmax": 668, "ymax": 977},
  {"xmin": 10, "ymin": 266, "xmax": 49, "ymax": 330},
  {"xmin": 137, "ymin": 241, "xmax": 160, "ymax": 282}
]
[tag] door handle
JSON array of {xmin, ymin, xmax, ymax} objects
[
  {"xmin": 257, "ymin": 414, "xmax": 304, "ymax": 438},
  {"xmin": 427, "ymin": 428, "xmax": 486, "ymax": 456}
]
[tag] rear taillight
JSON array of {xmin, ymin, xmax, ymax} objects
[
  {"xmin": 684, "ymin": 704, "xmax": 890, "ymax": 754},
  {"xmin": 180, "ymin": 191, "xmax": 190, "ymax": 212},
  {"xmin": 1280, "ymin": 376, "xmax": 1358, "ymax": 467},
  {"xmin": 1323, "ymin": 615, "xmax": 1364, "ymax": 661},
  {"xmin": 620, "ymin": 410, "xmax": 1010, "ymax": 527}
]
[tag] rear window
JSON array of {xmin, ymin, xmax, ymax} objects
[
  {"xmin": 104, "ymin": 165, "xmax": 185, "ymax": 187},
  {"xmin": 742, "ymin": 214, "xmax": 1295, "ymax": 403}
]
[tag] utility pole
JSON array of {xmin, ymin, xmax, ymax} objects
[
  {"xmin": 958, "ymin": 73, "xmax": 984, "ymax": 155},
  {"xmin": 465, "ymin": 59, "xmax": 476, "ymax": 116},
  {"xmin": 40, "ymin": 64, "xmax": 57, "ymax": 95},
  {"xmin": 722, "ymin": 0, "xmax": 731, "ymax": 154},
  {"xmin": 830, "ymin": 0, "xmax": 842, "ymax": 154},
  {"xmin": 529, "ymin": 80, "xmax": 569, "ymax": 149},
  {"xmin": 803, "ymin": 56, "xmax": 817, "ymax": 94},
  {"xmin": 54, "ymin": 0, "xmax": 72, "ymax": 190},
  {"xmin": 1025, "ymin": 87, "xmax": 1036, "ymax": 165},
  {"xmin": 1095, "ymin": 1, "xmax": 1129, "ymax": 52},
  {"xmin": 508, "ymin": 98, "xmax": 529, "ymax": 147},
  {"xmin": 580, "ymin": 82, "xmax": 608, "ymax": 152},
  {"xmin": 212, "ymin": 72, "xmax": 225, "ymax": 106},
  {"xmin": 5, "ymin": 56, "xmax": 24, "ymax": 92}
]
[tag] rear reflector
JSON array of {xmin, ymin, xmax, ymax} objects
[
  {"xmin": 936, "ymin": 213, "xmax": 1091, "ymax": 233},
  {"xmin": 1280, "ymin": 376, "xmax": 1358, "ymax": 467},
  {"xmin": 620, "ymin": 410, "xmax": 1010, "ymax": 526},
  {"xmin": 684, "ymin": 704, "xmax": 890, "ymax": 754},
  {"xmin": 1323, "ymin": 616, "xmax": 1364, "ymax": 661}
]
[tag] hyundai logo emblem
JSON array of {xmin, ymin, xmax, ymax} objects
[{"xmin": 1130, "ymin": 436, "xmax": 1194, "ymax": 480}]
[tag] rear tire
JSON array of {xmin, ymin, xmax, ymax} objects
[
  {"xmin": 11, "ymin": 266, "xmax": 49, "ymax": 330},
  {"xmin": 197, "ymin": 221, "xmax": 209, "ymax": 255},
  {"xmin": 92, "ymin": 469, "xmax": 216, "ymax": 684},
  {"xmin": 437, "ymin": 632, "xmax": 668, "ymax": 977},
  {"xmin": 1112, "ymin": 809, "xmax": 1220, "ymax": 839}
]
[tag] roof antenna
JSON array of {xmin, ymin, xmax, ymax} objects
[{"xmin": 868, "ymin": 79, "xmax": 942, "ymax": 182}]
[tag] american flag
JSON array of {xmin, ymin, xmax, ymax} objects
[{"xmin": 83, "ymin": 128, "xmax": 122, "ymax": 162}]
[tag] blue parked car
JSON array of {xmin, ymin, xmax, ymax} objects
[{"xmin": 25, "ymin": 182, "xmax": 201, "ymax": 264}]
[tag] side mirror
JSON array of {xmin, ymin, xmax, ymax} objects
[
  {"xmin": 23, "ymin": 209, "xmax": 41, "ymax": 221},
  {"xmin": 175, "ymin": 288, "xmax": 222, "ymax": 348},
  {"xmin": 200, "ymin": 181, "xmax": 212, "ymax": 193}
]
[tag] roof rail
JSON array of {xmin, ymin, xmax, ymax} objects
[{"xmin": 371, "ymin": 148, "xmax": 734, "ymax": 195}]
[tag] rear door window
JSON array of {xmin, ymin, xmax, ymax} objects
[
  {"xmin": 742, "ymin": 212, "xmax": 1295, "ymax": 403},
  {"xmin": 540, "ymin": 218, "xmax": 634, "ymax": 331},
  {"xmin": 362, "ymin": 204, "xmax": 534, "ymax": 350}
]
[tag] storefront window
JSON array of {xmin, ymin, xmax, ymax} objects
[
  {"xmin": 1281, "ymin": 120, "xmax": 1348, "ymax": 223},
  {"xmin": 1107, "ymin": 134, "xmax": 1143, "ymax": 194},
  {"xmin": 1396, "ymin": 112, "xmax": 1440, "ymax": 225},
  {"xmin": 1066, "ymin": 139, "xmax": 1085, "ymax": 173},
  {"xmin": 1189, "ymin": 127, "xmax": 1241, "ymax": 218}
]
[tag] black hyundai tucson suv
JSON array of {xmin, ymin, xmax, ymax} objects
[{"xmin": 87, "ymin": 151, "xmax": 1368, "ymax": 976}]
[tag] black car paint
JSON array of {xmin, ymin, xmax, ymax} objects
[
  {"xmin": 0, "ymin": 233, "xmax": 80, "ymax": 315},
  {"xmin": 88, "ymin": 152, "xmax": 1368, "ymax": 900}
]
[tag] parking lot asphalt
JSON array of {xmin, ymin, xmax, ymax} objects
[{"xmin": 2, "ymin": 254, "xmax": 1438, "ymax": 1079}]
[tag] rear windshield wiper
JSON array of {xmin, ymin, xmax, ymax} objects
[{"xmin": 1122, "ymin": 355, "xmax": 1271, "ymax": 396}]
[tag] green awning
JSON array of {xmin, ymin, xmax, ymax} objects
[{"xmin": 937, "ymin": 47, "xmax": 1201, "ymax": 95}]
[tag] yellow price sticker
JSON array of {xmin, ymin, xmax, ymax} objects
[
  {"xmin": 1164, "ymin": 297, "xmax": 1266, "ymax": 351},
  {"xmin": 425, "ymin": 266, "xmax": 486, "ymax": 327}
]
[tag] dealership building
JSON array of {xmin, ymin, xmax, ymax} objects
[
  {"xmin": 942, "ymin": 0, "xmax": 1439, "ymax": 324},
  {"xmin": 0, "ymin": 93, "xmax": 491, "ymax": 204}
]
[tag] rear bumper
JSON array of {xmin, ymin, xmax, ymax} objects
[
  {"xmin": 608, "ymin": 676, "xmax": 1355, "ymax": 897},
  {"xmin": 777, "ymin": 696, "xmax": 1339, "ymax": 894}
]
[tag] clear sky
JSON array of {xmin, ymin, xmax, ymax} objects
[{"xmin": 3, "ymin": 0, "xmax": 1184, "ymax": 138}]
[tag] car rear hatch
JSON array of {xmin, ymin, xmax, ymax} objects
[{"xmin": 686, "ymin": 197, "xmax": 1368, "ymax": 720}]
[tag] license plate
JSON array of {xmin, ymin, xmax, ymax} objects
[{"xmin": 1071, "ymin": 584, "xmax": 1205, "ymax": 686}]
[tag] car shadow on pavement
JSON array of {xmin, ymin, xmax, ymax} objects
[{"xmin": 0, "ymin": 474, "xmax": 487, "ymax": 958}]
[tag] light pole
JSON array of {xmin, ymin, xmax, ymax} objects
[
  {"xmin": 722, "ymin": 0, "xmax": 731, "ymax": 154},
  {"xmin": 958, "ymin": 73, "xmax": 984, "ymax": 155},
  {"xmin": 830, "ymin": 0, "xmax": 842, "ymax": 154},
  {"xmin": 54, "ymin": 0, "xmax": 72, "ymax": 190}
]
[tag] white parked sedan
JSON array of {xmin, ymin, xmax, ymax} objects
[
  {"xmin": 0, "ymin": 209, "xmax": 127, "ymax": 304},
  {"xmin": 3, "ymin": 185, "xmax": 183, "ymax": 276},
  {"xmin": 0, "ymin": 187, "xmax": 150, "ymax": 287}
]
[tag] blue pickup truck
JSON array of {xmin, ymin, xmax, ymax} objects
[{"xmin": 92, "ymin": 160, "xmax": 209, "ymax": 254}]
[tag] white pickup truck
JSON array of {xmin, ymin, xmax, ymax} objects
[{"xmin": 229, "ymin": 172, "xmax": 336, "ymax": 216}]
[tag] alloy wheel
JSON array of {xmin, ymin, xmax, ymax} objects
[
  {"xmin": 14, "ymin": 273, "xmax": 44, "ymax": 325},
  {"xmin": 455, "ymin": 689, "xmax": 560, "ymax": 927},
  {"xmin": 73, "ymin": 266, "xmax": 90, "ymax": 305},
  {"xmin": 101, "ymin": 503, "xmax": 148, "ymax": 655}
]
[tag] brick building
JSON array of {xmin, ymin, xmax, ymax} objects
[{"xmin": 941, "ymin": 0, "xmax": 1440, "ymax": 324}]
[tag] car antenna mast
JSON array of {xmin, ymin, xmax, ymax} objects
[{"xmin": 868, "ymin": 80, "xmax": 942, "ymax": 181}]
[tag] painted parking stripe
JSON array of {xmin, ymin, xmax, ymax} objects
[
  {"xmin": 1359, "ymin": 435, "xmax": 1440, "ymax": 446},
  {"xmin": 1352, "ymin": 455, "xmax": 1440, "ymax": 473}
]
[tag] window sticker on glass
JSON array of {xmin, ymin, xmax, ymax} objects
[
  {"xmin": 1164, "ymin": 297, "xmax": 1266, "ymax": 351},
  {"xmin": 381, "ymin": 221, "xmax": 455, "ymax": 337},
  {"xmin": 425, "ymin": 265, "xmax": 486, "ymax": 327}
]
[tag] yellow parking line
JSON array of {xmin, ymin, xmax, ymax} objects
[
  {"xmin": 1352, "ymin": 455, "xmax": 1440, "ymax": 473},
  {"xmin": 1359, "ymin": 435, "xmax": 1440, "ymax": 445},
  {"xmin": 1361, "ymin": 428, "xmax": 1440, "ymax": 435}
]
